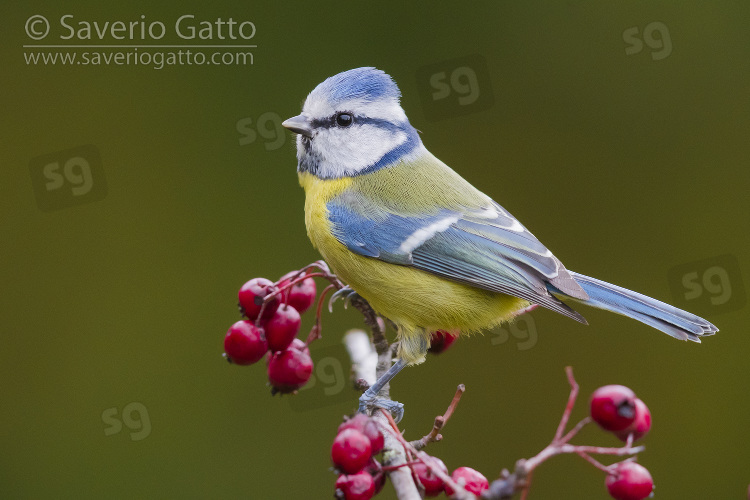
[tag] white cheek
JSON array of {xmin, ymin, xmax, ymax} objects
[{"xmin": 315, "ymin": 126, "xmax": 406, "ymax": 177}]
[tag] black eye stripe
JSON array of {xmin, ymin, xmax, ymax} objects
[
  {"xmin": 309, "ymin": 114, "xmax": 403, "ymax": 133},
  {"xmin": 310, "ymin": 113, "xmax": 355, "ymax": 129}
]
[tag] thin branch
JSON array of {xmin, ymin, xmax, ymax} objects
[
  {"xmin": 575, "ymin": 452, "xmax": 612, "ymax": 474},
  {"xmin": 304, "ymin": 283, "xmax": 336, "ymax": 346},
  {"xmin": 553, "ymin": 366, "xmax": 579, "ymax": 443},
  {"xmin": 524, "ymin": 443, "xmax": 644, "ymax": 472},
  {"xmin": 559, "ymin": 416, "xmax": 591, "ymax": 444},
  {"xmin": 411, "ymin": 384, "xmax": 466, "ymax": 450}
]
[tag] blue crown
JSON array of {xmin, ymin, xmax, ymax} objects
[{"xmin": 315, "ymin": 67, "xmax": 401, "ymax": 105}]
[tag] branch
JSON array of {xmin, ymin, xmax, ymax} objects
[
  {"xmin": 349, "ymin": 296, "xmax": 389, "ymax": 356},
  {"xmin": 411, "ymin": 384, "xmax": 466, "ymax": 450},
  {"xmin": 374, "ymin": 411, "xmax": 421, "ymax": 499},
  {"xmin": 343, "ymin": 329, "xmax": 420, "ymax": 499},
  {"xmin": 343, "ymin": 330, "xmax": 377, "ymax": 387}
]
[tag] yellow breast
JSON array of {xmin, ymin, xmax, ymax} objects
[{"xmin": 298, "ymin": 172, "xmax": 352, "ymax": 251}]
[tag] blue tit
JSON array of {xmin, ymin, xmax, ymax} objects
[{"xmin": 282, "ymin": 67, "xmax": 717, "ymax": 416}]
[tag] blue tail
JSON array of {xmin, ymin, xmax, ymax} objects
[{"xmin": 547, "ymin": 272, "xmax": 718, "ymax": 342}]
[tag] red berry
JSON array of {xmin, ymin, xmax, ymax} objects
[
  {"xmin": 278, "ymin": 271, "xmax": 317, "ymax": 314},
  {"xmin": 267, "ymin": 346, "xmax": 313, "ymax": 393},
  {"xmin": 335, "ymin": 471, "xmax": 376, "ymax": 500},
  {"xmin": 444, "ymin": 467, "xmax": 489, "ymax": 496},
  {"xmin": 331, "ymin": 428, "xmax": 372, "ymax": 474},
  {"xmin": 616, "ymin": 399, "xmax": 652, "ymax": 442},
  {"xmin": 263, "ymin": 304, "xmax": 301, "ymax": 352},
  {"xmin": 428, "ymin": 330, "xmax": 457, "ymax": 354},
  {"xmin": 590, "ymin": 385, "xmax": 637, "ymax": 432},
  {"xmin": 238, "ymin": 278, "xmax": 279, "ymax": 321},
  {"xmin": 288, "ymin": 338, "xmax": 309, "ymax": 353},
  {"xmin": 413, "ymin": 458, "xmax": 448, "ymax": 497},
  {"xmin": 338, "ymin": 414, "xmax": 385, "ymax": 455},
  {"xmin": 223, "ymin": 321, "xmax": 267, "ymax": 365},
  {"xmin": 606, "ymin": 462, "xmax": 654, "ymax": 500}
]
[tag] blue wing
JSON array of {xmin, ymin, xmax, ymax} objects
[
  {"xmin": 327, "ymin": 193, "xmax": 589, "ymax": 323},
  {"xmin": 327, "ymin": 191, "xmax": 718, "ymax": 341}
]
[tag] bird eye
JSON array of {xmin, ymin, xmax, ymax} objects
[{"xmin": 335, "ymin": 113, "xmax": 353, "ymax": 127}]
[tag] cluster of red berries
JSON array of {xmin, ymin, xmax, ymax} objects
[
  {"xmin": 331, "ymin": 413, "xmax": 489, "ymax": 499},
  {"xmin": 331, "ymin": 414, "xmax": 386, "ymax": 499},
  {"xmin": 223, "ymin": 272, "xmax": 318, "ymax": 393},
  {"xmin": 414, "ymin": 462, "xmax": 488, "ymax": 497},
  {"xmin": 590, "ymin": 385, "xmax": 654, "ymax": 500}
]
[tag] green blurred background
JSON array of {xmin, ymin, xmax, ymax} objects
[{"xmin": 2, "ymin": 1, "xmax": 748, "ymax": 498}]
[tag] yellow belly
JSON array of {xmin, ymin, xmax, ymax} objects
[{"xmin": 299, "ymin": 172, "xmax": 528, "ymax": 363}]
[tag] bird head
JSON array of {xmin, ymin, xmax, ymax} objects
[{"xmin": 283, "ymin": 67, "xmax": 422, "ymax": 179}]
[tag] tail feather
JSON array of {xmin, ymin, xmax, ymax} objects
[{"xmin": 547, "ymin": 271, "xmax": 718, "ymax": 342}]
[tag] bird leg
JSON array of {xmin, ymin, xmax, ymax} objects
[{"xmin": 358, "ymin": 357, "xmax": 407, "ymax": 423}]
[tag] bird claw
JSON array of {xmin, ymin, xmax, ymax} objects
[
  {"xmin": 328, "ymin": 286, "xmax": 362, "ymax": 313},
  {"xmin": 358, "ymin": 395, "xmax": 405, "ymax": 424}
]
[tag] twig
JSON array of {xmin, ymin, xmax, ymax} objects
[
  {"xmin": 575, "ymin": 451, "xmax": 612, "ymax": 474},
  {"xmin": 553, "ymin": 366, "xmax": 579, "ymax": 443},
  {"xmin": 524, "ymin": 443, "xmax": 644, "ymax": 472},
  {"xmin": 559, "ymin": 416, "xmax": 591, "ymax": 444},
  {"xmin": 411, "ymin": 384, "xmax": 466, "ymax": 450},
  {"xmin": 304, "ymin": 283, "xmax": 336, "ymax": 346}
]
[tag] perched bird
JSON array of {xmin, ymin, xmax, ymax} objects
[{"xmin": 282, "ymin": 67, "xmax": 716, "ymax": 417}]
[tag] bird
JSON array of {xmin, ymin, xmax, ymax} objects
[{"xmin": 281, "ymin": 67, "xmax": 717, "ymax": 418}]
